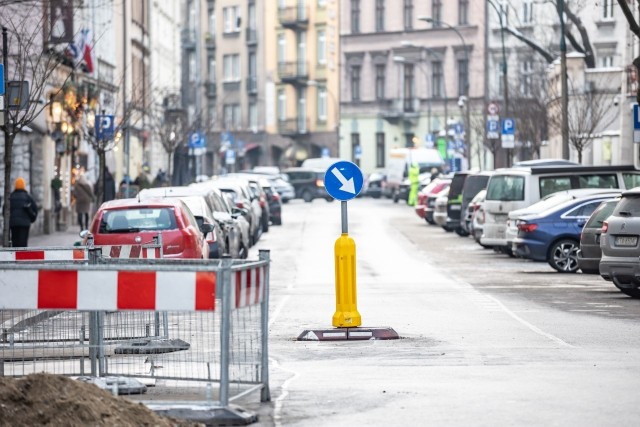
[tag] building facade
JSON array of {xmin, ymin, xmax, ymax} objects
[{"xmin": 339, "ymin": 0, "xmax": 487, "ymax": 176}]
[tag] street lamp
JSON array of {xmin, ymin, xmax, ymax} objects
[{"xmin": 419, "ymin": 16, "xmax": 471, "ymax": 169}]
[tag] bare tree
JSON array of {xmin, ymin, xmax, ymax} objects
[
  {"xmin": 617, "ymin": 0, "xmax": 640, "ymax": 104},
  {"xmin": 508, "ymin": 80, "xmax": 549, "ymax": 161},
  {"xmin": 147, "ymin": 92, "xmax": 187, "ymax": 183},
  {"xmin": 548, "ymin": 77, "xmax": 618, "ymax": 163},
  {"xmin": 1, "ymin": 3, "xmax": 78, "ymax": 246}
]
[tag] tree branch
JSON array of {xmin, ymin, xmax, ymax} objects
[{"xmin": 503, "ymin": 26, "xmax": 555, "ymax": 63}]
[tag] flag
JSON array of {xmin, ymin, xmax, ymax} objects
[{"xmin": 66, "ymin": 28, "xmax": 94, "ymax": 73}]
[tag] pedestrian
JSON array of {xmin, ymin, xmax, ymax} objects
[
  {"xmin": 407, "ymin": 163, "xmax": 421, "ymax": 207},
  {"xmin": 103, "ymin": 166, "xmax": 116, "ymax": 202},
  {"xmin": 8, "ymin": 177, "xmax": 38, "ymax": 247},
  {"xmin": 73, "ymin": 173, "xmax": 94, "ymax": 231},
  {"xmin": 430, "ymin": 167, "xmax": 440, "ymax": 182}
]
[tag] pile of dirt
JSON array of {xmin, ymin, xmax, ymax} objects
[{"xmin": 0, "ymin": 373, "xmax": 203, "ymax": 426}]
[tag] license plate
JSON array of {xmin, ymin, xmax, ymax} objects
[
  {"xmin": 450, "ymin": 205, "xmax": 461, "ymax": 210},
  {"xmin": 615, "ymin": 236, "xmax": 638, "ymax": 247}
]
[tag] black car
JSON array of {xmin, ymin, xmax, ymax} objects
[
  {"xmin": 459, "ymin": 171, "xmax": 493, "ymax": 235},
  {"xmin": 282, "ymin": 167, "xmax": 332, "ymax": 202},
  {"xmin": 577, "ymin": 198, "xmax": 618, "ymax": 274}
]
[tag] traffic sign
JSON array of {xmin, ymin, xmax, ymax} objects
[
  {"xmin": 454, "ymin": 123, "xmax": 464, "ymax": 135},
  {"xmin": 324, "ymin": 161, "xmax": 364, "ymax": 201},
  {"xmin": 634, "ymin": 105, "xmax": 640, "ymax": 144},
  {"xmin": 7, "ymin": 80, "xmax": 29, "ymax": 110},
  {"xmin": 95, "ymin": 115, "xmax": 115, "ymax": 140},
  {"xmin": 225, "ymin": 149, "xmax": 236, "ymax": 165},
  {"xmin": 354, "ymin": 145, "xmax": 362, "ymax": 160},
  {"xmin": 487, "ymin": 102, "xmax": 499, "ymax": 116},
  {"xmin": 425, "ymin": 133, "xmax": 434, "ymax": 148},
  {"xmin": 487, "ymin": 118, "xmax": 499, "ymax": 139},
  {"xmin": 501, "ymin": 118, "xmax": 515, "ymax": 149},
  {"xmin": 220, "ymin": 131, "xmax": 234, "ymax": 148},
  {"xmin": 188, "ymin": 131, "xmax": 205, "ymax": 149},
  {"xmin": 0, "ymin": 64, "xmax": 4, "ymax": 95},
  {"xmin": 321, "ymin": 147, "xmax": 330, "ymax": 158}
]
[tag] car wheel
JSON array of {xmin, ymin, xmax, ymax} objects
[
  {"xmin": 425, "ymin": 217, "xmax": 435, "ymax": 225},
  {"xmin": 455, "ymin": 227, "xmax": 469, "ymax": 237},
  {"xmin": 273, "ymin": 217, "xmax": 282, "ymax": 226},
  {"xmin": 619, "ymin": 288, "xmax": 640, "ymax": 298},
  {"xmin": 302, "ymin": 190, "xmax": 313, "ymax": 203},
  {"xmin": 442, "ymin": 226, "xmax": 453, "ymax": 232},
  {"xmin": 262, "ymin": 216, "xmax": 269, "ymax": 232},
  {"xmin": 326, "ymin": 197, "xmax": 334, "ymax": 202},
  {"xmin": 548, "ymin": 239, "xmax": 580, "ymax": 273},
  {"xmin": 282, "ymin": 199, "xmax": 289, "ymax": 204},
  {"xmin": 393, "ymin": 192, "xmax": 399, "ymax": 203},
  {"xmin": 580, "ymin": 268, "xmax": 600, "ymax": 275}
]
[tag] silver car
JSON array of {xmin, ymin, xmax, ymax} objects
[{"xmin": 599, "ymin": 187, "xmax": 640, "ymax": 298}]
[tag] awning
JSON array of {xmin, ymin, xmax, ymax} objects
[{"xmin": 244, "ymin": 143, "xmax": 260, "ymax": 152}]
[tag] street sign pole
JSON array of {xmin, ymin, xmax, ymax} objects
[{"xmin": 297, "ymin": 161, "xmax": 399, "ymax": 341}]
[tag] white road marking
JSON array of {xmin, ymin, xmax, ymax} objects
[{"xmin": 271, "ymin": 357, "xmax": 299, "ymax": 427}]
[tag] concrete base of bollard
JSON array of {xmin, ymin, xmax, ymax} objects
[
  {"xmin": 297, "ymin": 327, "xmax": 400, "ymax": 341},
  {"xmin": 152, "ymin": 404, "xmax": 258, "ymax": 426}
]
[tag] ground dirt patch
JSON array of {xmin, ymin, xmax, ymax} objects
[{"xmin": 0, "ymin": 373, "xmax": 203, "ymax": 427}]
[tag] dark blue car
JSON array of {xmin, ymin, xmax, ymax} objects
[{"xmin": 512, "ymin": 192, "xmax": 621, "ymax": 273}]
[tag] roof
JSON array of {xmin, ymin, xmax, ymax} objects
[
  {"xmin": 99, "ymin": 197, "xmax": 185, "ymax": 210},
  {"xmin": 496, "ymin": 164, "xmax": 638, "ymax": 175},
  {"xmin": 138, "ymin": 186, "xmax": 203, "ymax": 199}
]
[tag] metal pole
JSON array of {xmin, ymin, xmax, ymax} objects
[
  {"xmin": 258, "ymin": 250, "xmax": 271, "ymax": 402},
  {"xmin": 558, "ymin": 0, "xmax": 570, "ymax": 160},
  {"xmin": 219, "ymin": 257, "xmax": 232, "ymax": 407},
  {"xmin": 3, "ymin": 27, "xmax": 11, "ymax": 246},
  {"xmin": 341, "ymin": 201, "xmax": 348, "ymax": 234},
  {"xmin": 122, "ymin": 1, "xmax": 130, "ymax": 197}
]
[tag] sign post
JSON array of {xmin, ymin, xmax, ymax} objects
[
  {"xmin": 633, "ymin": 105, "xmax": 640, "ymax": 144},
  {"xmin": 297, "ymin": 161, "xmax": 399, "ymax": 341}
]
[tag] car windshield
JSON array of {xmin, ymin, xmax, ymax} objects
[{"xmin": 99, "ymin": 208, "xmax": 177, "ymax": 233}]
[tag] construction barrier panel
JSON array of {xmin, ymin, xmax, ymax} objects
[{"xmin": 0, "ymin": 248, "xmax": 270, "ymax": 424}]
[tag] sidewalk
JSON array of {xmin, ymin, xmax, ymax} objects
[{"xmin": 29, "ymin": 228, "xmax": 83, "ymax": 247}]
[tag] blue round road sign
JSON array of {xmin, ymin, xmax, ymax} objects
[{"xmin": 324, "ymin": 161, "xmax": 364, "ymax": 201}]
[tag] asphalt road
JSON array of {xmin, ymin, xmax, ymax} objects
[{"xmin": 250, "ymin": 196, "xmax": 640, "ymax": 427}]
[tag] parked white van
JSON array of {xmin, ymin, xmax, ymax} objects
[{"xmin": 481, "ymin": 165, "xmax": 640, "ymax": 252}]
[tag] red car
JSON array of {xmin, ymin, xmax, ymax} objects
[
  {"xmin": 86, "ymin": 198, "xmax": 211, "ymax": 259},
  {"xmin": 415, "ymin": 178, "xmax": 451, "ymax": 223}
]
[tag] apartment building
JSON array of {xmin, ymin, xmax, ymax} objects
[
  {"xmin": 340, "ymin": 0, "xmax": 487, "ymax": 175},
  {"xmin": 487, "ymin": 0, "xmax": 631, "ymax": 166}
]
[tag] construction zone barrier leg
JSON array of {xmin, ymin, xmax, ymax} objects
[{"xmin": 0, "ymin": 250, "xmax": 270, "ymax": 426}]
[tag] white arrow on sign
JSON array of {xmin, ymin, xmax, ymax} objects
[{"xmin": 331, "ymin": 167, "xmax": 356, "ymax": 194}]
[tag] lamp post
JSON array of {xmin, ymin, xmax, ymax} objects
[
  {"xmin": 486, "ymin": 0, "xmax": 511, "ymax": 167},
  {"xmin": 419, "ymin": 16, "xmax": 471, "ymax": 169},
  {"xmin": 557, "ymin": 0, "xmax": 570, "ymax": 160}
]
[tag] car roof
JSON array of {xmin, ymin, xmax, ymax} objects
[
  {"xmin": 99, "ymin": 197, "xmax": 185, "ymax": 210},
  {"xmin": 621, "ymin": 186, "xmax": 640, "ymax": 197},
  {"xmin": 138, "ymin": 186, "xmax": 205, "ymax": 198},
  {"xmin": 519, "ymin": 192, "xmax": 621, "ymax": 218}
]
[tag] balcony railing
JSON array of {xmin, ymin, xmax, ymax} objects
[
  {"xmin": 181, "ymin": 29, "xmax": 196, "ymax": 48},
  {"xmin": 206, "ymin": 82, "xmax": 217, "ymax": 98},
  {"xmin": 246, "ymin": 28, "xmax": 258, "ymax": 45},
  {"xmin": 379, "ymin": 98, "xmax": 420, "ymax": 121},
  {"xmin": 278, "ymin": 61, "xmax": 309, "ymax": 83},
  {"xmin": 278, "ymin": 6, "xmax": 309, "ymax": 28},
  {"xmin": 246, "ymin": 76, "xmax": 257, "ymax": 95},
  {"xmin": 278, "ymin": 117, "xmax": 309, "ymax": 136},
  {"xmin": 205, "ymin": 33, "xmax": 216, "ymax": 49}
]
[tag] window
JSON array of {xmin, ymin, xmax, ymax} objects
[
  {"xmin": 317, "ymin": 87, "xmax": 327, "ymax": 122},
  {"xmin": 208, "ymin": 6, "xmax": 216, "ymax": 36},
  {"xmin": 522, "ymin": 0, "xmax": 533, "ymax": 24},
  {"xmin": 248, "ymin": 52, "xmax": 257, "ymax": 77},
  {"xmin": 375, "ymin": 64, "xmax": 386, "ymax": 100},
  {"xmin": 277, "ymin": 89, "xmax": 287, "ymax": 121},
  {"xmin": 249, "ymin": 102, "xmax": 258, "ymax": 131},
  {"xmin": 459, "ymin": 0, "xmax": 469, "ymax": 25},
  {"xmin": 432, "ymin": 0, "xmax": 442, "ymax": 25},
  {"xmin": 486, "ymin": 175, "xmax": 525, "ymax": 201},
  {"xmin": 600, "ymin": 55, "xmax": 614, "ymax": 68},
  {"xmin": 351, "ymin": 65, "xmax": 361, "ymax": 101},
  {"xmin": 376, "ymin": 132, "xmax": 385, "ymax": 168},
  {"xmin": 457, "ymin": 58, "xmax": 468, "ymax": 96},
  {"xmin": 223, "ymin": 54, "xmax": 240, "ymax": 81},
  {"xmin": 188, "ymin": 51, "xmax": 196, "ymax": 82},
  {"xmin": 277, "ymin": 33, "xmax": 286, "ymax": 63},
  {"xmin": 223, "ymin": 6, "xmax": 240, "ymax": 33},
  {"xmin": 207, "ymin": 55, "xmax": 216, "ymax": 83},
  {"xmin": 602, "ymin": 0, "xmax": 614, "ymax": 19},
  {"xmin": 403, "ymin": 0, "xmax": 413, "ymax": 30},
  {"xmin": 351, "ymin": 0, "xmax": 360, "ymax": 33},
  {"xmin": 403, "ymin": 64, "xmax": 415, "ymax": 111},
  {"xmin": 432, "ymin": 61, "xmax": 443, "ymax": 98},
  {"xmin": 519, "ymin": 59, "xmax": 533, "ymax": 96},
  {"xmin": 351, "ymin": 133, "xmax": 360, "ymax": 164},
  {"xmin": 566, "ymin": 201, "xmax": 601, "ymax": 218},
  {"xmin": 404, "ymin": 133, "xmax": 415, "ymax": 148},
  {"xmin": 318, "ymin": 0, "xmax": 327, "ymax": 7},
  {"xmin": 375, "ymin": 0, "xmax": 385, "ymax": 31},
  {"xmin": 317, "ymin": 30, "xmax": 326, "ymax": 65},
  {"xmin": 539, "ymin": 177, "xmax": 571, "ymax": 197},
  {"xmin": 223, "ymin": 104, "xmax": 241, "ymax": 129}
]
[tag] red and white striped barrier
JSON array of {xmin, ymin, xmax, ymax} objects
[
  {"xmin": 233, "ymin": 266, "xmax": 265, "ymax": 309},
  {"xmin": 0, "ymin": 248, "xmax": 86, "ymax": 261},
  {"xmin": 0, "ymin": 269, "xmax": 216, "ymax": 311},
  {"xmin": 97, "ymin": 245, "xmax": 162, "ymax": 259}
]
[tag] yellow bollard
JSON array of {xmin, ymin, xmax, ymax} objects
[{"xmin": 332, "ymin": 233, "xmax": 362, "ymax": 327}]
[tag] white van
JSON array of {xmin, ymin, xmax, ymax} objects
[
  {"xmin": 481, "ymin": 165, "xmax": 640, "ymax": 251},
  {"xmin": 301, "ymin": 157, "xmax": 344, "ymax": 171}
]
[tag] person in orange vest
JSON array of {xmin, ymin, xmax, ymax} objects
[{"xmin": 407, "ymin": 163, "xmax": 420, "ymax": 206}]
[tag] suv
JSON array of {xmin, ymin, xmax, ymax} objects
[
  {"xmin": 599, "ymin": 188, "xmax": 640, "ymax": 298},
  {"xmin": 282, "ymin": 168, "xmax": 332, "ymax": 202}
]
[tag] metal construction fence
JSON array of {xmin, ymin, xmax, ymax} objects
[{"xmin": 0, "ymin": 246, "xmax": 270, "ymax": 424}]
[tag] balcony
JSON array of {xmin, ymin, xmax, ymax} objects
[
  {"xmin": 278, "ymin": 61, "xmax": 309, "ymax": 85},
  {"xmin": 278, "ymin": 117, "xmax": 309, "ymax": 136},
  {"xmin": 206, "ymin": 82, "xmax": 217, "ymax": 98},
  {"xmin": 278, "ymin": 6, "xmax": 309, "ymax": 29},
  {"xmin": 246, "ymin": 28, "xmax": 258, "ymax": 45},
  {"xmin": 246, "ymin": 76, "xmax": 258, "ymax": 95},
  {"xmin": 205, "ymin": 33, "xmax": 216, "ymax": 49},
  {"xmin": 181, "ymin": 29, "xmax": 196, "ymax": 49},
  {"xmin": 379, "ymin": 98, "xmax": 420, "ymax": 123}
]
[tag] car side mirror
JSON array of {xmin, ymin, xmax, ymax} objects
[
  {"xmin": 200, "ymin": 223, "xmax": 214, "ymax": 234},
  {"xmin": 79, "ymin": 230, "xmax": 90, "ymax": 239}
]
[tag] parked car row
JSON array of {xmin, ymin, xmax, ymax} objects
[
  {"xmin": 83, "ymin": 169, "xmax": 292, "ymax": 260},
  {"xmin": 404, "ymin": 162, "xmax": 640, "ymax": 299}
]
